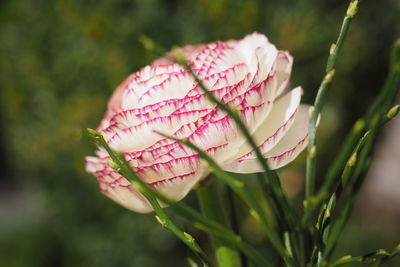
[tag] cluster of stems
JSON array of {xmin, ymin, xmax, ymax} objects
[{"xmin": 87, "ymin": 0, "xmax": 400, "ymax": 266}]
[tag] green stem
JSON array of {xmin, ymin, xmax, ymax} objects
[
  {"xmin": 174, "ymin": 54, "xmax": 299, "ymax": 263},
  {"xmin": 87, "ymin": 129, "xmax": 269, "ymax": 267},
  {"xmin": 197, "ymin": 182, "xmax": 241, "ymax": 267},
  {"xmin": 329, "ymin": 247, "xmax": 395, "ymax": 267},
  {"xmin": 172, "ymin": 199, "xmax": 270, "ymax": 267},
  {"xmin": 86, "ymin": 129, "xmax": 212, "ymax": 266},
  {"xmin": 227, "ymin": 187, "xmax": 248, "ymax": 267},
  {"xmin": 156, "ymin": 131, "xmax": 285, "ymax": 266},
  {"xmin": 305, "ymin": 0, "xmax": 359, "ymax": 214},
  {"xmin": 321, "ymin": 108, "xmax": 400, "ymax": 263},
  {"xmin": 302, "ymin": 38, "xmax": 400, "ymax": 226},
  {"xmin": 371, "ymin": 243, "xmax": 400, "ymax": 267},
  {"xmin": 314, "ymin": 106, "xmax": 398, "ymax": 265}
]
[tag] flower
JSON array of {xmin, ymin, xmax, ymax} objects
[{"xmin": 85, "ymin": 33, "xmax": 311, "ymax": 213}]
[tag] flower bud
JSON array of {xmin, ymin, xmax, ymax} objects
[{"xmin": 86, "ymin": 33, "xmax": 312, "ymax": 213}]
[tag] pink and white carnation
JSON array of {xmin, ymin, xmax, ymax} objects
[{"xmin": 85, "ymin": 33, "xmax": 311, "ymax": 213}]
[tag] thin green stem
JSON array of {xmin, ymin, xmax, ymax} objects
[
  {"xmin": 171, "ymin": 199, "xmax": 271, "ymax": 267},
  {"xmin": 150, "ymin": 185, "xmax": 270, "ymax": 267},
  {"xmin": 87, "ymin": 129, "xmax": 270, "ymax": 267},
  {"xmin": 156, "ymin": 131, "xmax": 287, "ymax": 265},
  {"xmin": 174, "ymin": 53, "xmax": 300, "ymax": 263},
  {"xmin": 371, "ymin": 243, "xmax": 400, "ymax": 267},
  {"xmin": 329, "ymin": 247, "xmax": 394, "ymax": 267},
  {"xmin": 86, "ymin": 129, "xmax": 212, "ymax": 266},
  {"xmin": 321, "ymin": 106, "xmax": 400, "ymax": 263},
  {"xmin": 227, "ymin": 186, "xmax": 248, "ymax": 267},
  {"xmin": 303, "ymin": 37, "xmax": 400, "ymax": 227},
  {"xmin": 305, "ymin": 0, "xmax": 359, "ymax": 214},
  {"xmin": 197, "ymin": 181, "xmax": 241, "ymax": 267},
  {"xmin": 307, "ymin": 106, "xmax": 399, "ymax": 266}
]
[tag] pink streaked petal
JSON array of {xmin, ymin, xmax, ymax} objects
[
  {"xmin": 86, "ymin": 32, "xmax": 306, "ymax": 214},
  {"xmin": 232, "ymin": 87, "xmax": 303, "ymax": 160},
  {"xmin": 109, "ymin": 63, "xmax": 250, "ymax": 128},
  {"xmin": 221, "ymin": 104, "xmax": 310, "ymax": 173},
  {"xmin": 106, "ymin": 106, "xmax": 214, "ymax": 132},
  {"xmin": 233, "ymin": 73, "xmax": 277, "ymax": 109},
  {"xmin": 108, "ymin": 94, "xmax": 206, "ymax": 129},
  {"xmin": 134, "ymin": 155, "xmax": 201, "ymax": 183},
  {"xmin": 188, "ymin": 112, "xmax": 237, "ymax": 151},
  {"xmin": 199, "ymin": 46, "xmax": 246, "ymax": 77},
  {"xmin": 135, "ymin": 64, "xmax": 184, "ymax": 81},
  {"xmin": 238, "ymin": 101, "xmax": 273, "ymax": 129},
  {"xmin": 136, "ymin": 72, "xmax": 196, "ymax": 108},
  {"xmin": 203, "ymin": 63, "xmax": 249, "ymax": 91},
  {"xmin": 114, "ymin": 65, "xmax": 186, "ymax": 109},
  {"xmin": 190, "ymin": 42, "xmax": 235, "ymax": 76},
  {"xmin": 263, "ymin": 104, "xmax": 310, "ymax": 156},
  {"xmin": 150, "ymin": 170, "xmax": 208, "ymax": 207},
  {"xmin": 102, "ymin": 169, "xmax": 204, "ymax": 214},
  {"xmin": 123, "ymin": 141, "xmax": 228, "ymax": 185},
  {"xmin": 85, "ymin": 156, "xmax": 108, "ymax": 173},
  {"xmin": 105, "ymin": 109, "xmax": 212, "ymax": 152},
  {"xmin": 89, "ymin": 159, "xmax": 206, "ymax": 213}
]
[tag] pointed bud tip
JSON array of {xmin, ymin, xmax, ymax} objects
[
  {"xmin": 376, "ymin": 249, "xmax": 391, "ymax": 256},
  {"xmin": 348, "ymin": 153, "xmax": 357, "ymax": 167},
  {"xmin": 183, "ymin": 232, "xmax": 195, "ymax": 242},
  {"xmin": 309, "ymin": 146, "xmax": 317, "ymax": 158},
  {"xmin": 386, "ymin": 105, "xmax": 400, "ymax": 120},
  {"xmin": 155, "ymin": 215, "xmax": 166, "ymax": 226},
  {"xmin": 86, "ymin": 128, "xmax": 99, "ymax": 135},
  {"xmin": 352, "ymin": 119, "xmax": 365, "ymax": 133},
  {"xmin": 325, "ymin": 209, "xmax": 331, "ymax": 218},
  {"xmin": 86, "ymin": 128, "xmax": 103, "ymax": 141},
  {"xmin": 329, "ymin": 43, "xmax": 336, "ymax": 55},
  {"xmin": 106, "ymin": 159, "xmax": 120, "ymax": 170},
  {"xmin": 325, "ymin": 69, "xmax": 336, "ymax": 83},
  {"xmin": 346, "ymin": 0, "xmax": 358, "ymax": 18}
]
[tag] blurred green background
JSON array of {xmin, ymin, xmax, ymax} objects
[{"xmin": 0, "ymin": 0, "xmax": 399, "ymax": 266}]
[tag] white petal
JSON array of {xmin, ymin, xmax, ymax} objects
[
  {"xmin": 106, "ymin": 170, "xmax": 207, "ymax": 213},
  {"xmin": 234, "ymin": 33, "xmax": 277, "ymax": 76},
  {"xmin": 222, "ymin": 104, "xmax": 310, "ymax": 173},
  {"xmin": 105, "ymin": 185, "xmax": 152, "ymax": 213},
  {"xmin": 274, "ymin": 51, "xmax": 293, "ymax": 98},
  {"xmin": 151, "ymin": 170, "xmax": 208, "ymax": 204},
  {"xmin": 263, "ymin": 104, "xmax": 310, "ymax": 168},
  {"xmin": 226, "ymin": 87, "xmax": 303, "ymax": 161},
  {"xmin": 86, "ymin": 155, "xmax": 208, "ymax": 213},
  {"xmin": 104, "ymin": 109, "xmax": 211, "ymax": 152}
]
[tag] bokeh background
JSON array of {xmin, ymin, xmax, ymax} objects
[{"xmin": 0, "ymin": 0, "xmax": 399, "ymax": 266}]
